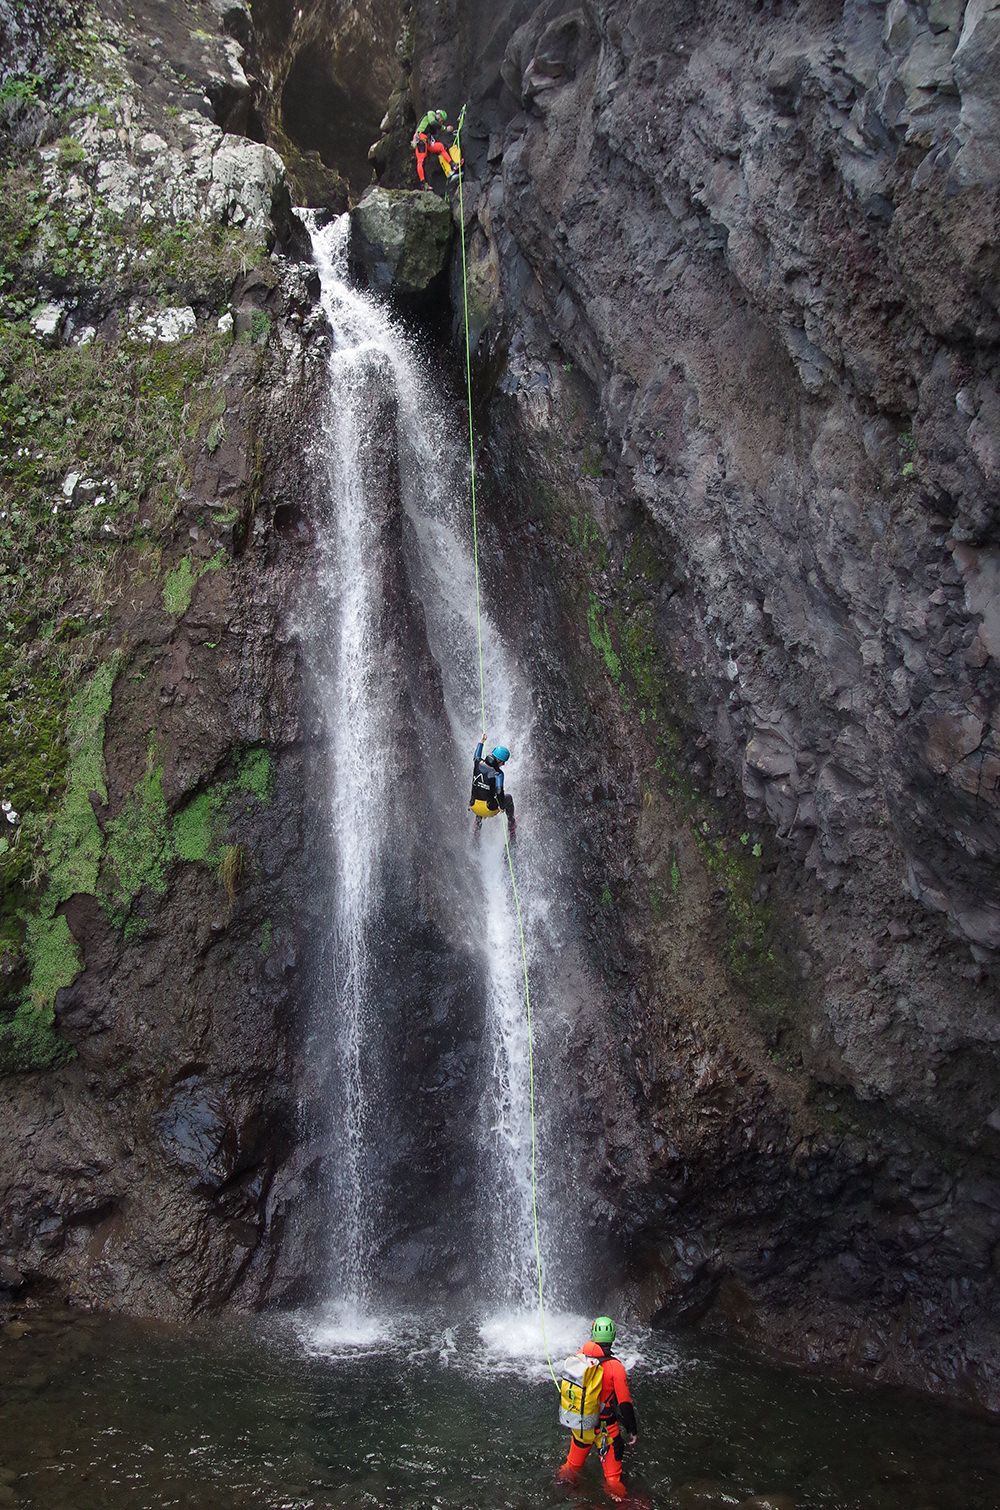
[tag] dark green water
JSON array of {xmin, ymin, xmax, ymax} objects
[{"xmin": 1, "ymin": 1307, "xmax": 999, "ymax": 1509}]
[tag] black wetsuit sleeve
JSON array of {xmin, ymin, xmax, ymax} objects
[{"xmin": 618, "ymin": 1400, "xmax": 638, "ymax": 1436}]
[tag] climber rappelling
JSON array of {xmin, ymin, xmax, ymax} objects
[
  {"xmin": 556, "ymin": 1317, "xmax": 639, "ymax": 1503},
  {"xmin": 470, "ymin": 736, "xmax": 516, "ymax": 843},
  {"xmin": 411, "ymin": 107, "xmax": 462, "ymax": 191}
]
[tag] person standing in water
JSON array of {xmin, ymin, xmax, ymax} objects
[{"xmin": 557, "ymin": 1316, "xmax": 638, "ymax": 1502}]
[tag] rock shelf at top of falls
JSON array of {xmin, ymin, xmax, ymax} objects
[{"xmin": 349, "ymin": 185, "xmax": 454, "ymax": 301}]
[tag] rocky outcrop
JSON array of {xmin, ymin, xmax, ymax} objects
[
  {"xmin": 247, "ymin": 0, "xmax": 404, "ymax": 203},
  {"xmin": 0, "ymin": 0, "xmax": 327, "ymax": 1312},
  {"xmin": 406, "ymin": 0, "xmax": 1000, "ymax": 1406},
  {"xmin": 350, "ymin": 185, "xmax": 453, "ymax": 299}
]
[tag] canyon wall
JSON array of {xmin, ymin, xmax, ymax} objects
[
  {"xmin": 0, "ymin": 0, "xmax": 327, "ymax": 1314},
  {"xmin": 3, "ymin": 0, "xmax": 1000, "ymax": 1411},
  {"xmin": 407, "ymin": 0, "xmax": 1000, "ymax": 1405}
]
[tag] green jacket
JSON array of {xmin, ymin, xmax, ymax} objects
[{"xmin": 415, "ymin": 109, "xmax": 449, "ymax": 136}]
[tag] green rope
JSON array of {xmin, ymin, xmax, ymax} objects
[
  {"xmin": 454, "ymin": 105, "xmax": 486, "ymax": 737},
  {"xmin": 454, "ymin": 105, "xmax": 557, "ymax": 1389}
]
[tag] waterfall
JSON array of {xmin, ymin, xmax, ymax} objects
[
  {"xmin": 302, "ymin": 212, "xmax": 584, "ymax": 1324},
  {"xmin": 306, "ymin": 213, "xmax": 399, "ymax": 1307}
]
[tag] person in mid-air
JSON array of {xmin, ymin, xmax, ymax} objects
[
  {"xmin": 470, "ymin": 736, "xmax": 515, "ymax": 843},
  {"xmin": 557, "ymin": 1316, "xmax": 638, "ymax": 1502},
  {"xmin": 411, "ymin": 108, "xmax": 459, "ymax": 190}
]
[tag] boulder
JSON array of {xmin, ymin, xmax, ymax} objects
[{"xmin": 349, "ymin": 187, "xmax": 453, "ymax": 302}]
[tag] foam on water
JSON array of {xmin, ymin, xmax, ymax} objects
[
  {"xmin": 296, "ymin": 1303, "xmax": 682, "ymax": 1388},
  {"xmin": 300, "ymin": 1306, "xmax": 395, "ymax": 1359}
]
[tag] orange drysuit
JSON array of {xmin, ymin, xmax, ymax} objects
[
  {"xmin": 413, "ymin": 132, "xmax": 453, "ymax": 185},
  {"xmin": 558, "ymin": 1340, "xmax": 637, "ymax": 1501}
]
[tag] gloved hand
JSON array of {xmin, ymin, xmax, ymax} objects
[{"xmin": 627, "ymin": 1434, "xmax": 638, "ymax": 1447}]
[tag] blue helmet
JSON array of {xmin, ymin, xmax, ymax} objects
[{"xmin": 492, "ymin": 745, "xmax": 510, "ymax": 763}]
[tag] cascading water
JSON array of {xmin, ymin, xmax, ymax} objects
[
  {"xmin": 301, "ymin": 211, "xmax": 588, "ymax": 1330},
  {"xmin": 305, "ymin": 213, "xmax": 399, "ymax": 1310}
]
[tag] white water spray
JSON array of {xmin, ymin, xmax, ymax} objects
[
  {"xmin": 303, "ymin": 212, "xmax": 581, "ymax": 1323},
  {"xmin": 306, "ymin": 213, "xmax": 403, "ymax": 1308}
]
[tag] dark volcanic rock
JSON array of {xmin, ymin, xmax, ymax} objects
[
  {"xmin": 406, "ymin": 0, "xmax": 1000, "ymax": 1408},
  {"xmin": 350, "ymin": 185, "xmax": 454, "ymax": 300},
  {"xmin": 0, "ymin": 0, "xmax": 327, "ymax": 1317}
]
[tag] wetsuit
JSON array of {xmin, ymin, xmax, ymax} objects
[
  {"xmin": 471, "ymin": 741, "xmax": 515, "ymax": 827},
  {"xmin": 412, "ymin": 110, "xmax": 454, "ymax": 186},
  {"xmin": 558, "ymin": 1340, "xmax": 638, "ymax": 1502}
]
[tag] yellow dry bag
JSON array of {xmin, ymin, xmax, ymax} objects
[
  {"xmin": 470, "ymin": 757, "xmax": 501, "ymax": 819},
  {"xmin": 558, "ymin": 1351, "xmax": 604, "ymax": 1443}
]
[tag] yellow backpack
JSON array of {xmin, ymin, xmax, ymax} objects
[{"xmin": 558, "ymin": 1350, "xmax": 604, "ymax": 1443}]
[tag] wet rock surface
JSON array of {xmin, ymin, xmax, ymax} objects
[
  {"xmin": 4, "ymin": 0, "xmax": 1000, "ymax": 1425},
  {"xmin": 406, "ymin": 0, "xmax": 1000, "ymax": 1408},
  {"xmin": 350, "ymin": 185, "xmax": 454, "ymax": 301}
]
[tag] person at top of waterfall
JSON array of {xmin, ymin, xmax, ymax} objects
[
  {"xmin": 470, "ymin": 736, "xmax": 516, "ymax": 843},
  {"xmin": 411, "ymin": 108, "xmax": 458, "ymax": 190},
  {"xmin": 557, "ymin": 1317, "xmax": 638, "ymax": 1503}
]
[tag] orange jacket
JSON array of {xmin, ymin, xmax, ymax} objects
[{"xmin": 580, "ymin": 1340, "xmax": 637, "ymax": 1432}]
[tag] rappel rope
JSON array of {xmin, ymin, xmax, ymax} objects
[
  {"xmin": 455, "ymin": 104, "xmax": 487, "ymax": 738},
  {"xmin": 454, "ymin": 106, "xmax": 558, "ymax": 1389}
]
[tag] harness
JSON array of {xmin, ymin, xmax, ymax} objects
[{"xmin": 470, "ymin": 756, "xmax": 502, "ymax": 816}]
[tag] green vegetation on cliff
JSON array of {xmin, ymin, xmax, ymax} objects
[
  {"xmin": 103, "ymin": 757, "xmax": 172, "ymax": 916},
  {"xmin": 0, "ymin": 662, "xmax": 117, "ymax": 1072},
  {"xmin": 162, "ymin": 549, "xmax": 226, "ymax": 617},
  {"xmin": 1, "ymin": 722, "xmax": 276, "ymax": 1072},
  {"xmin": 565, "ymin": 492, "xmax": 795, "ymax": 1043},
  {"xmin": 0, "ymin": 1, "xmax": 286, "ymax": 1075},
  {"xmin": 171, "ymin": 749, "xmax": 274, "ymax": 868}
]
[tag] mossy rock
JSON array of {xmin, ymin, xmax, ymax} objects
[{"xmin": 349, "ymin": 187, "xmax": 453, "ymax": 298}]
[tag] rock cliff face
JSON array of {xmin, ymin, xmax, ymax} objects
[
  {"xmin": 248, "ymin": 0, "xmax": 403, "ymax": 203},
  {"xmin": 406, "ymin": 0, "xmax": 1000, "ymax": 1405},
  {"xmin": 4, "ymin": 0, "xmax": 1000, "ymax": 1414},
  {"xmin": 0, "ymin": 0, "xmax": 327, "ymax": 1313}
]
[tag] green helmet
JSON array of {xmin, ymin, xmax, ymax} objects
[
  {"xmin": 591, "ymin": 1315, "xmax": 616, "ymax": 1345},
  {"xmin": 436, "ymin": 109, "xmax": 448, "ymax": 123}
]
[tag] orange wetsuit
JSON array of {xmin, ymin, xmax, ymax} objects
[
  {"xmin": 413, "ymin": 132, "xmax": 453, "ymax": 185},
  {"xmin": 558, "ymin": 1340, "xmax": 638, "ymax": 1501}
]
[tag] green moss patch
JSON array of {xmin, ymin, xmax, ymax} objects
[
  {"xmin": 101, "ymin": 743, "xmax": 272, "ymax": 919},
  {"xmin": 162, "ymin": 556, "xmax": 197, "ymax": 616},
  {"xmin": 0, "ymin": 660, "xmax": 118, "ymax": 1073},
  {"xmin": 235, "ymin": 747, "xmax": 273, "ymax": 802},
  {"xmin": 1, "ymin": 912, "xmax": 78, "ymax": 1072},
  {"xmin": 587, "ymin": 594, "xmax": 622, "ymax": 684},
  {"xmin": 44, "ymin": 662, "xmax": 116, "ymax": 906},
  {"xmin": 172, "ymin": 790, "xmax": 222, "ymax": 863},
  {"xmin": 582, "ymin": 530, "xmax": 796, "ymax": 1042},
  {"xmin": 170, "ymin": 747, "xmax": 274, "ymax": 867},
  {"xmin": 103, "ymin": 759, "xmax": 172, "ymax": 915},
  {"xmin": 162, "ymin": 549, "xmax": 226, "ymax": 618}
]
